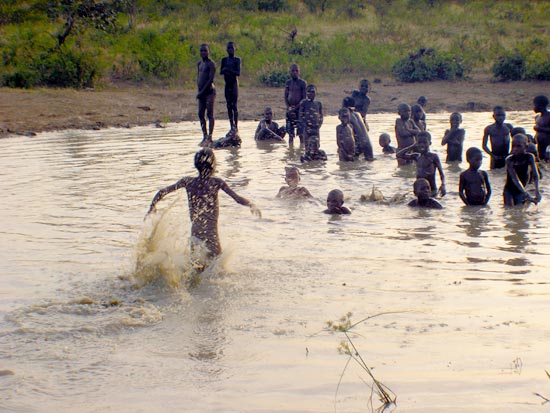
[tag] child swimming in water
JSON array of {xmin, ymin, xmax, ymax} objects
[
  {"xmin": 146, "ymin": 148, "xmax": 261, "ymax": 257},
  {"xmin": 277, "ymin": 166, "xmax": 313, "ymax": 199},
  {"xmin": 408, "ymin": 178, "xmax": 443, "ymax": 209},
  {"xmin": 324, "ymin": 189, "xmax": 351, "ymax": 215}
]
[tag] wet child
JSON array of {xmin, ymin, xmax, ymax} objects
[
  {"xmin": 220, "ymin": 41, "xmax": 240, "ymax": 132},
  {"xmin": 397, "ymin": 131, "xmax": 446, "ymax": 197},
  {"xmin": 379, "ymin": 133, "xmax": 396, "ymax": 154},
  {"xmin": 324, "ymin": 189, "xmax": 351, "ymax": 215},
  {"xmin": 351, "ymin": 79, "xmax": 371, "ymax": 128},
  {"xmin": 482, "ymin": 106, "xmax": 513, "ymax": 169},
  {"xmin": 146, "ymin": 148, "xmax": 261, "ymax": 257},
  {"xmin": 197, "ymin": 43, "xmax": 216, "ymax": 147},
  {"xmin": 412, "ymin": 104, "xmax": 426, "ymax": 131},
  {"xmin": 343, "ymin": 97, "xmax": 374, "ymax": 161},
  {"xmin": 336, "ymin": 107, "xmax": 356, "ymax": 162},
  {"xmin": 395, "ymin": 103, "xmax": 421, "ymax": 165},
  {"xmin": 459, "ymin": 147, "xmax": 491, "ymax": 206},
  {"xmin": 441, "ymin": 112, "xmax": 465, "ymax": 162},
  {"xmin": 503, "ymin": 133, "xmax": 541, "ymax": 206},
  {"xmin": 533, "ymin": 95, "xmax": 550, "ymax": 162},
  {"xmin": 300, "ymin": 135, "xmax": 327, "ymax": 163},
  {"xmin": 276, "ymin": 166, "xmax": 313, "ymax": 199},
  {"xmin": 284, "ymin": 63, "xmax": 307, "ymax": 144},
  {"xmin": 254, "ymin": 107, "xmax": 286, "ymax": 141},
  {"xmin": 298, "ymin": 84, "xmax": 323, "ymax": 149},
  {"xmin": 416, "ymin": 96, "xmax": 427, "ymax": 125},
  {"xmin": 408, "ymin": 178, "xmax": 443, "ymax": 209}
]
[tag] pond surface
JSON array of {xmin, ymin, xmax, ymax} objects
[{"xmin": 1, "ymin": 111, "xmax": 549, "ymax": 413}]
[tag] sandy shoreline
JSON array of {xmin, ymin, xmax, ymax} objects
[{"xmin": 1, "ymin": 77, "xmax": 548, "ymax": 136}]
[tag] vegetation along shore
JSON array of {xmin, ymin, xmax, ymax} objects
[{"xmin": 1, "ymin": 0, "xmax": 549, "ymax": 135}]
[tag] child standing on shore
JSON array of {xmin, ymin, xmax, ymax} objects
[
  {"xmin": 146, "ymin": 148, "xmax": 261, "ymax": 257},
  {"xmin": 459, "ymin": 147, "xmax": 491, "ymax": 206},
  {"xmin": 482, "ymin": 106, "xmax": 513, "ymax": 169},
  {"xmin": 220, "ymin": 41, "xmax": 241, "ymax": 132},
  {"xmin": 351, "ymin": 79, "xmax": 371, "ymax": 128},
  {"xmin": 441, "ymin": 112, "xmax": 465, "ymax": 162}
]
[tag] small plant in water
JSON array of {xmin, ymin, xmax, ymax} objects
[{"xmin": 325, "ymin": 312, "xmax": 396, "ymax": 412}]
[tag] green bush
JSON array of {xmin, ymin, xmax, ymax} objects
[
  {"xmin": 36, "ymin": 48, "xmax": 99, "ymax": 87},
  {"xmin": 492, "ymin": 51, "xmax": 526, "ymax": 81},
  {"xmin": 258, "ymin": 63, "xmax": 289, "ymax": 87},
  {"xmin": 392, "ymin": 48, "xmax": 467, "ymax": 82}
]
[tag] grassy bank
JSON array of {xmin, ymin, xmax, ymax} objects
[{"xmin": 1, "ymin": 1, "xmax": 550, "ymax": 89}]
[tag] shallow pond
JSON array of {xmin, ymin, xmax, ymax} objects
[{"xmin": 1, "ymin": 111, "xmax": 549, "ymax": 413}]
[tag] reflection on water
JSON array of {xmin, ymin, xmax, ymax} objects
[{"xmin": 1, "ymin": 112, "xmax": 550, "ymax": 413}]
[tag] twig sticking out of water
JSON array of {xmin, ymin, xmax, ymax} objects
[
  {"xmin": 533, "ymin": 370, "xmax": 550, "ymax": 405},
  {"xmin": 326, "ymin": 312, "xmax": 397, "ymax": 412}
]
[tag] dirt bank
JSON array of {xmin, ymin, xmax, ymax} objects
[{"xmin": 1, "ymin": 77, "xmax": 548, "ymax": 136}]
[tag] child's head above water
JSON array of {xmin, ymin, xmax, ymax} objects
[
  {"xmin": 416, "ymin": 131, "xmax": 432, "ymax": 152},
  {"xmin": 413, "ymin": 178, "xmax": 432, "ymax": 200},
  {"xmin": 263, "ymin": 106, "xmax": 273, "ymax": 120},
  {"xmin": 466, "ymin": 147, "xmax": 483, "ymax": 170},
  {"xmin": 379, "ymin": 133, "xmax": 391, "ymax": 147},
  {"xmin": 533, "ymin": 95, "xmax": 549, "ymax": 112},
  {"xmin": 284, "ymin": 166, "xmax": 300, "ymax": 187},
  {"xmin": 327, "ymin": 189, "xmax": 344, "ymax": 209},
  {"xmin": 195, "ymin": 148, "xmax": 216, "ymax": 177}
]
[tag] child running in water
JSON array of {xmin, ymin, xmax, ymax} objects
[
  {"xmin": 459, "ymin": 147, "xmax": 491, "ymax": 206},
  {"xmin": 146, "ymin": 148, "xmax": 261, "ymax": 257}
]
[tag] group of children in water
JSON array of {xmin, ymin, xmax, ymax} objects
[{"xmin": 148, "ymin": 54, "xmax": 550, "ymax": 259}]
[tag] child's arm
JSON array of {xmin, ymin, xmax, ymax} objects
[
  {"xmin": 396, "ymin": 142, "xmax": 418, "ymax": 160},
  {"xmin": 146, "ymin": 178, "xmax": 188, "ymax": 216},
  {"xmin": 482, "ymin": 171, "xmax": 492, "ymax": 204},
  {"xmin": 395, "ymin": 119, "xmax": 418, "ymax": 140},
  {"xmin": 220, "ymin": 180, "xmax": 262, "ymax": 217},
  {"xmin": 481, "ymin": 127, "xmax": 492, "ymax": 156},
  {"xmin": 527, "ymin": 154, "xmax": 542, "ymax": 203},
  {"xmin": 458, "ymin": 173, "xmax": 469, "ymax": 205},
  {"xmin": 441, "ymin": 129, "xmax": 451, "ymax": 146},
  {"xmin": 318, "ymin": 102, "xmax": 324, "ymax": 127},
  {"xmin": 434, "ymin": 154, "xmax": 446, "ymax": 196}
]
